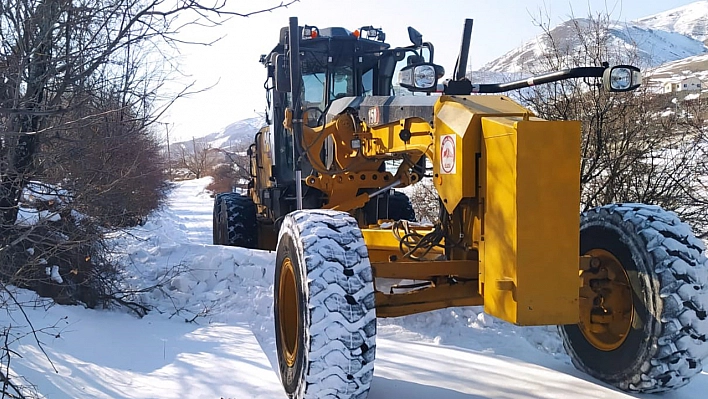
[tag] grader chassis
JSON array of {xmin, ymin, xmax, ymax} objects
[{"xmin": 213, "ymin": 17, "xmax": 708, "ymax": 398}]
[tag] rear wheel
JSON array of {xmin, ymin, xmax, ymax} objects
[
  {"xmin": 213, "ymin": 193, "xmax": 257, "ymax": 248},
  {"xmin": 560, "ymin": 204, "xmax": 708, "ymax": 393},
  {"xmin": 212, "ymin": 193, "xmax": 228, "ymax": 245},
  {"xmin": 274, "ymin": 210, "xmax": 376, "ymax": 399}
]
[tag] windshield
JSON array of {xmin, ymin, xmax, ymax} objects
[
  {"xmin": 302, "ymin": 68, "xmax": 326, "ymax": 127},
  {"xmin": 330, "ymin": 66, "xmax": 354, "ymax": 100},
  {"xmin": 303, "ymin": 72, "xmax": 325, "ymax": 108},
  {"xmin": 300, "ymin": 57, "xmax": 362, "ymax": 126}
]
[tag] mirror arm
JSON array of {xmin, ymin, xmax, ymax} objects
[
  {"xmin": 445, "ymin": 66, "xmax": 607, "ymax": 95},
  {"xmin": 423, "ymin": 42, "xmax": 435, "ymax": 63}
]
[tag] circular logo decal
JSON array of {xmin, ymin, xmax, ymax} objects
[{"xmin": 440, "ymin": 135, "xmax": 456, "ymax": 174}]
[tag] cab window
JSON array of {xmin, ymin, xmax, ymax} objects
[{"xmin": 330, "ymin": 66, "xmax": 354, "ymax": 100}]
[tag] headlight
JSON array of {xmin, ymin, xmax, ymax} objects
[
  {"xmin": 398, "ymin": 63, "xmax": 440, "ymax": 91},
  {"xmin": 603, "ymin": 65, "xmax": 641, "ymax": 92}
]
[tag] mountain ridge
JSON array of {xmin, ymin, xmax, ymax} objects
[
  {"xmin": 481, "ymin": 2, "xmax": 708, "ymax": 74},
  {"xmin": 634, "ymin": 0, "xmax": 708, "ymax": 42},
  {"xmin": 186, "ymin": 2, "xmax": 708, "ymax": 147}
]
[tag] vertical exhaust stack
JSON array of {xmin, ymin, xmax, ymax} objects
[
  {"xmin": 454, "ymin": 19, "xmax": 474, "ymax": 81},
  {"xmin": 288, "ymin": 16, "xmax": 304, "ymax": 210},
  {"xmin": 445, "ymin": 19, "xmax": 475, "ymax": 95}
]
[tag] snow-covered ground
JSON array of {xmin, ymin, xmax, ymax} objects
[{"xmin": 2, "ymin": 178, "xmax": 708, "ymax": 398}]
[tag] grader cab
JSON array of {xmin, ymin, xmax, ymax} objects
[{"xmin": 212, "ymin": 17, "xmax": 708, "ymax": 399}]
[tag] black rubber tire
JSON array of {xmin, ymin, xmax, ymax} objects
[
  {"xmin": 387, "ymin": 191, "xmax": 416, "ymax": 222},
  {"xmin": 364, "ymin": 191, "xmax": 416, "ymax": 224},
  {"xmin": 212, "ymin": 193, "xmax": 228, "ymax": 245},
  {"xmin": 213, "ymin": 193, "xmax": 257, "ymax": 248},
  {"xmin": 559, "ymin": 204, "xmax": 708, "ymax": 393},
  {"xmin": 274, "ymin": 210, "xmax": 377, "ymax": 399}
]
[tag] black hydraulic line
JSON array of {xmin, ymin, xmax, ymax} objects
[{"xmin": 454, "ymin": 19, "xmax": 474, "ymax": 81}]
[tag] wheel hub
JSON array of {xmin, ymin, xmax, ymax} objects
[
  {"xmin": 278, "ymin": 257, "xmax": 299, "ymax": 367},
  {"xmin": 578, "ymin": 249, "xmax": 634, "ymax": 351}
]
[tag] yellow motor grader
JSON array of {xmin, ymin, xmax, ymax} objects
[{"xmin": 212, "ymin": 17, "xmax": 708, "ymax": 399}]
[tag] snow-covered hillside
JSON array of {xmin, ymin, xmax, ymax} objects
[
  {"xmin": 481, "ymin": 2, "xmax": 708, "ymax": 74},
  {"xmin": 648, "ymin": 52, "xmax": 708, "ymax": 85},
  {"xmin": 482, "ymin": 17, "xmax": 706, "ymax": 73},
  {"xmin": 172, "ymin": 116, "xmax": 263, "ymax": 152},
  {"xmin": 2, "ymin": 178, "xmax": 707, "ymax": 398},
  {"xmin": 635, "ymin": 1, "xmax": 708, "ymax": 42}
]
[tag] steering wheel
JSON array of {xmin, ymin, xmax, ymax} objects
[{"xmin": 304, "ymin": 106, "xmax": 324, "ymax": 127}]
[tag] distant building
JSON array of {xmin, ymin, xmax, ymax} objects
[
  {"xmin": 663, "ymin": 82, "xmax": 679, "ymax": 93},
  {"xmin": 663, "ymin": 77, "xmax": 702, "ymax": 93}
]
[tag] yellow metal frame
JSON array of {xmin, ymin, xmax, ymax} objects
[
  {"xmin": 283, "ymin": 95, "xmax": 587, "ymax": 326},
  {"xmin": 479, "ymin": 114, "xmax": 581, "ymax": 325},
  {"xmin": 285, "ymin": 109, "xmax": 433, "ymax": 212},
  {"xmin": 375, "ymin": 281, "xmax": 483, "ymax": 318}
]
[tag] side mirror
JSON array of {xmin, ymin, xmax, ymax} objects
[
  {"xmin": 603, "ymin": 65, "xmax": 641, "ymax": 92},
  {"xmin": 274, "ymin": 54, "xmax": 291, "ymax": 92},
  {"xmin": 398, "ymin": 63, "xmax": 445, "ymax": 92},
  {"xmin": 407, "ymin": 27, "xmax": 423, "ymax": 46}
]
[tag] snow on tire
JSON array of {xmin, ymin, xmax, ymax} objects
[
  {"xmin": 560, "ymin": 203, "xmax": 708, "ymax": 393},
  {"xmin": 274, "ymin": 210, "xmax": 376, "ymax": 399}
]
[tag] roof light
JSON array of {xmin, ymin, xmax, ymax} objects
[
  {"xmin": 356, "ymin": 26, "xmax": 385, "ymax": 41},
  {"xmin": 302, "ymin": 25, "xmax": 319, "ymax": 39}
]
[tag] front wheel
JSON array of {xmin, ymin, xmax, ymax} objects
[
  {"xmin": 560, "ymin": 204, "xmax": 708, "ymax": 393},
  {"xmin": 274, "ymin": 210, "xmax": 377, "ymax": 399}
]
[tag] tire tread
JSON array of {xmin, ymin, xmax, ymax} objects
[
  {"xmin": 561, "ymin": 203, "xmax": 708, "ymax": 393},
  {"xmin": 279, "ymin": 210, "xmax": 376, "ymax": 399}
]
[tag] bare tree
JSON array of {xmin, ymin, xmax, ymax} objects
[
  {"xmin": 516, "ymin": 11, "xmax": 708, "ymax": 237},
  {"xmin": 0, "ymin": 0, "xmax": 300, "ymax": 290},
  {"xmin": 177, "ymin": 137, "xmax": 219, "ymax": 179},
  {"xmin": 0, "ymin": 0, "xmax": 300, "ymax": 225},
  {"xmin": 206, "ymin": 141, "xmax": 252, "ymax": 194},
  {"xmin": 0, "ymin": 1, "xmax": 299, "ymax": 395},
  {"xmin": 407, "ymin": 180, "xmax": 439, "ymax": 224}
]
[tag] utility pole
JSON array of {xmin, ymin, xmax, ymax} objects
[{"xmin": 163, "ymin": 123, "xmax": 172, "ymax": 180}]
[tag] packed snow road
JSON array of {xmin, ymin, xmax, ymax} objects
[{"xmin": 3, "ymin": 178, "xmax": 708, "ymax": 398}]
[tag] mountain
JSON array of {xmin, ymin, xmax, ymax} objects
[
  {"xmin": 634, "ymin": 1, "xmax": 708, "ymax": 43},
  {"xmin": 481, "ymin": 3, "xmax": 708, "ymax": 74},
  {"xmin": 173, "ymin": 116, "xmax": 264, "ymax": 151}
]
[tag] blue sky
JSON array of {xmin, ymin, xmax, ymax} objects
[{"xmin": 163, "ymin": 0, "xmax": 699, "ymax": 142}]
